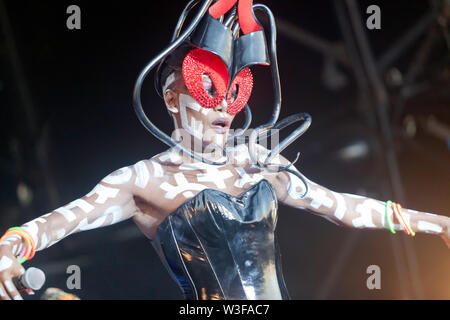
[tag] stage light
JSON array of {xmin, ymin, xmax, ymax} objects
[{"xmin": 337, "ymin": 140, "xmax": 369, "ymax": 160}]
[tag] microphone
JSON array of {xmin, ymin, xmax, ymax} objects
[{"xmin": 13, "ymin": 267, "xmax": 46, "ymax": 292}]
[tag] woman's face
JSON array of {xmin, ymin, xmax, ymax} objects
[{"xmin": 164, "ymin": 72, "xmax": 236, "ymax": 150}]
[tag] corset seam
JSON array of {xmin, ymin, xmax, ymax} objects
[
  {"xmin": 169, "ymin": 216, "xmax": 198, "ymax": 299},
  {"xmin": 183, "ymin": 202, "xmax": 226, "ymax": 299}
]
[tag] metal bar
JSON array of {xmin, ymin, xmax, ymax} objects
[
  {"xmin": 316, "ymin": 0, "xmax": 431, "ymax": 300},
  {"xmin": 333, "ymin": 0, "xmax": 377, "ymax": 129},
  {"xmin": 0, "ymin": 0, "xmax": 60, "ymax": 212},
  {"xmin": 276, "ymin": 18, "xmax": 349, "ymax": 66},
  {"xmin": 316, "ymin": 0, "xmax": 410, "ymax": 300},
  {"xmin": 377, "ymin": 10, "xmax": 435, "ymax": 73},
  {"xmin": 346, "ymin": 0, "xmax": 424, "ymax": 299}
]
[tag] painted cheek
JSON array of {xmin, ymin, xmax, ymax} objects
[{"xmin": 179, "ymin": 94, "xmax": 208, "ymax": 140}]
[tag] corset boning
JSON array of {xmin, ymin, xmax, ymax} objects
[{"xmin": 151, "ymin": 179, "xmax": 290, "ymax": 300}]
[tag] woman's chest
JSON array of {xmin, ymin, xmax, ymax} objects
[{"xmin": 132, "ymin": 163, "xmax": 278, "ymax": 239}]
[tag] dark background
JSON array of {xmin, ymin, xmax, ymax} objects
[{"xmin": 0, "ymin": 0, "xmax": 449, "ymax": 299}]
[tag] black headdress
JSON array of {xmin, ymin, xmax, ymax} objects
[{"xmin": 133, "ymin": 0, "xmax": 311, "ymax": 197}]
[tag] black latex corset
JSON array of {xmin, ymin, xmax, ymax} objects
[{"xmin": 151, "ymin": 179, "xmax": 290, "ymax": 300}]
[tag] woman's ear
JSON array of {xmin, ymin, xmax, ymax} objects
[{"xmin": 164, "ymin": 89, "xmax": 179, "ymax": 114}]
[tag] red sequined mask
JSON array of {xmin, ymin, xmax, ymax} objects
[{"xmin": 182, "ymin": 48, "xmax": 253, "ymax": 115}]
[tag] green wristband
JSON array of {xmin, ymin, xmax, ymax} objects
[{"xmin": 385, "ymin": 200, "xmax": 396, "ymax": 234}]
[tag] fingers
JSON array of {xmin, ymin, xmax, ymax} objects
[
  {"xmin": 0, "ymin": 282, "xmax": 10, "ymax": 300},
  {"xmin": 3, "ymin": 279, "xmax": 22, "ymax": 300},
  {"xmin": 0, "ymin": 251, "xmax": 27, "ymax": 300},
  {"xmin": 440, "ymin": 234, "xmax": 450, "ymax": 249},
  {"xmin": 444, "ymin": 236, "xmax": 450, "ymax": 249}
]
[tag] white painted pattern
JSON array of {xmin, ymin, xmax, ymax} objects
[
  {"xmin": 352, "ymin": 199, "xmax": 384, "ymax": 228},
  {"xmin": 103, "ymin": 205, "xmax": 124, "ymax": 224},
  {"xmin": 160, "ymin": 172, "xmax": 208, "ymax": 200},
  {"xmin": 54, "ymin": 206, "xmax": 77, "ymax": 223},
  {"xmin": 102, "ymin": 167, "xmax": 132, "ymax": 185},
  {"xmin": 163, "ymin": 73, "xmax": 176, "ymax": 93},
  {"xmin": 87, "ymin": 184, "xmax": 120, "ymax": 204},
  {"xmin": 0, "ymin": 256, "xmax": 13, "ymax": 272},
  {"xmin": 56, "ymin": 229, "xmax": 66, "ymax": 240},
  {"xmin": 22, "ymin": 217, "xmax": 48, "ymax": 246},
  {"xmin": 229, "ymin": 144, "xmax": 251, "ymax": 164},
  {"xmin": 343, "ymin": 193, "xmax": 365, "ymax": 199},
  {"xmin": 46, "ymin": 229, "xmax": 66, "ymax": 248},
  {"xmin": 417, "ymin": 221, "xmax": 442, "ymax": 233},
  {"xmin": 4, "ymin": 280, "xmax": 15, "ymax": 292},
  {"xmin": 37, "ymin": 233, "xmax": 49, "ymax": 251},
  {"xmin": 0, "ymin": 285, "xmax": 5, "ymax": 297},
  {"xmin": 307, "ymin": 188, "xmax": 334, "ymax": 210},
  {"xmin": 234, "ymin": 167, "xmax": 264, "ymax": 188},
  {"xmin": 331, "ymin": 191, "xmax": 347, "ymax": 220},
  {"xmin": 159, "ymin": 149, "xmax": 182, "ymax": 163},
  {"xmin": 134, "ymin": 161, "xmax": 150, "ymax": 189},
  {"xmin": 68, "ymin": 205, "xmax": 125, "ymax": 234},
  {"xmin": 179, "ymin": 162, "xmax": 233, "ymax": 189},
  {"xmin": 179, "ymin": 94, "xmax": 204, "ymax": 140},
  {"xmin": 183, "ymin": 191, "xmax": 195, "ymax": 198},
  {"xmin": 151, "ymin": 160, "xmax": 164, "ymax": 178},
  {"xmin": 56, "ymin": 199, "xmax": 94, "ymax": 221},
  {"xmin": 0, "ymin": 240, "xmax": 12, "ymax": 247}
]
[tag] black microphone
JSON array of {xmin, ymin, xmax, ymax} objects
[{"xmin": 13, "ymin": 267, "xmax": 46, "ymax": 291}]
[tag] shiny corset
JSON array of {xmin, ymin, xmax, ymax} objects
[{"xmin": 151, "ymin": 179, "xmax": 290, "ymax": 300}]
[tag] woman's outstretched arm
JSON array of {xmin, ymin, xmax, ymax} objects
[
  {"xmin": 272, "ymin": 156, "xmax": 450, "ymax": 247},
  {"xmin": 0, "ymin": 160, "xmax": 152, "ymax": 300}
]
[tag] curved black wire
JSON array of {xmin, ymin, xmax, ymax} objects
[
  {"xmin": 154, "ymin": 0, "xmax": 251, "ymax": 158},
  {"xmin": 133, "ymin": 0, "xmax": 232, "ymax": 166},
  {"xmin": 247, "ymin": 4, "xmax": 312, "ymax": 198}
]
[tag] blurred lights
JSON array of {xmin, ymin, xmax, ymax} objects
[
  {"xmin": 17, "ymin": 182, "xmax": 33, "ymax": 207},
  {"xmin": 385, "ymin": 68, "xmax": 403, "ymax": 87},
  {"xmin": 403, "ymin": 114, "xmax": 417, "ymax": 137},
  {"xmin": 337, "ymin": 140, "xmax": 369, "ymax": 160}
]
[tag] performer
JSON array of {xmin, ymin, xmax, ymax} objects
[{"xmin": 0, "ymin": 0, "xmax": 449, "ymax": 300}]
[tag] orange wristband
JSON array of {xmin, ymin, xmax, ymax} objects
[{"xmin": 0, "ymin": 227, "xmax": 36, "ymax": 261}]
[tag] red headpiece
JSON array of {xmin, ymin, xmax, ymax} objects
[{"xmin": 182, "ymin": 48, "xmax": 254, "ymax": 115}]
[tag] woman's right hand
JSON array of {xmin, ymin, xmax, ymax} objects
[{"xmin": 0, "ymin": 243, "xmax": 26, "ymax": 300}]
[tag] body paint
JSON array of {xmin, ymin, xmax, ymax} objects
[
  {"xmin": 0, "ymin": 256, "xmax": 12, "ymax": 272},
  {"xmin": 331, "ymin": 191, "xmax": 347, "ymax": 221},
  {"xmin": 87, "ymin": 184, "xmax": 120, "ymax": 204},
  {"xmin": 179, "ymin": 162, "xmax": 233, "ymax": 189},
  {"xmin": 102, "ymin": 167, "xmax": 132, "ymax": 185},
  {"xmin": 159, "ymin": 149, "xmax": 182, "ymax": 163},
  {"xmin": 234, "ymin": 167, "xmax": 264, "ymax": 188},
  {"xmin": 179, "ymin": 94, "xmax": 205, "ymax": 140},
  {"xmin": 134, "ymin": 161, "xmax": 150, "ymax": 189},
  {"xmin": 417, "ymin": 221, "xmax": 443, "ymax": 234},
  {"xmin": 55, "ymin": 199, "xmax": 94, "ymax": 222},
  {"xmin": 151, "ymin": 160, "xmax": 164, "ymax": 178},
  {"xmin": 352, "ymin": 199, "xmax": 384, "ymax": 228},
  {"xmin": 160, "ymin": 172, "xmax": 208, "ymax": 200}
]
